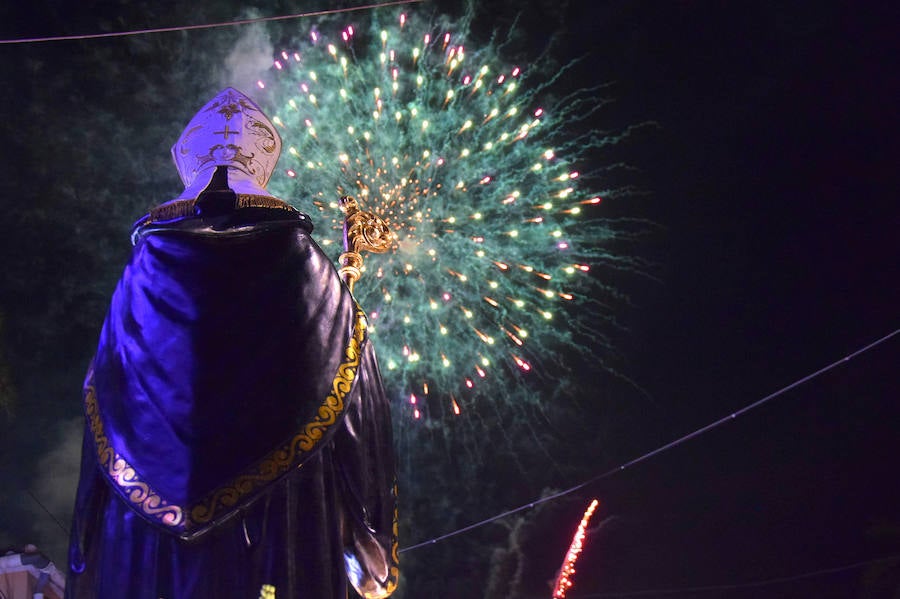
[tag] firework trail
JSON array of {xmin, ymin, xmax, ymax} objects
[
  {"xmin": 553, "ymin": 498, "xmax": 600, "ymax": 598},
  {"xmin": 259, "ymin": 7, "xmax": 637, "ymax": 448}
]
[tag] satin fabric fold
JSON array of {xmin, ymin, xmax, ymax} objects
[{"xmin": 67, "ymin": 208, "xmax": 398, "ymax": 599}]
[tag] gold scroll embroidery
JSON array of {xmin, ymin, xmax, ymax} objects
[
  {"xmin": 384, "ymin": 481, "xmax": 401, "ymax": 596},
  {"xmin": 188, "ymin": 308, "xmax": 367, "ymax": 526},
  {"xmin": 84, "ymin": 374, "xmax": 184, "ymax": 527},
  {"xmin": 258, "ymin": 584, "xmax": 276, "ymax": 599},
  {"xmin": 85, "ymin": 307, "xmax": 368, "ymax": 535}
]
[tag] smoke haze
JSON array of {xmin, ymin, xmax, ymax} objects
[{"xmin": 223, "ymin": 17, "xmax": 274, "ymax": 94}]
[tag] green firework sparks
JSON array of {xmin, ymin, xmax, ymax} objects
[{"xmin": 258, "ymin": 7, "xmax": 635, "ymax": 431}]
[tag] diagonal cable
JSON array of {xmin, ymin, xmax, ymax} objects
[{"xmin": 401, "ymin": 327, "xmax": 899, "ymax": 552}]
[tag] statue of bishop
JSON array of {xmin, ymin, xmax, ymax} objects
[{"xmin": 66, "ymin": 88, "xmax": 398, "ymax": 599}]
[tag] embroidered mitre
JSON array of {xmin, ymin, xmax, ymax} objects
[{"xmin": 171, "ymin": 87, "xmax": 282, "ymax": 200}]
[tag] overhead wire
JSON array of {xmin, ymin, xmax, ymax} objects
[
  {"xmin": 400, "ymin": 327, "xmax": 899, "ymax": 552},
  {"xmin": 25, "ymin": 488, "xmax": 69, "ymax": 537},
  {"xmin": 0, "ymin": 0, "xmax": 422, "ymax": 45}
]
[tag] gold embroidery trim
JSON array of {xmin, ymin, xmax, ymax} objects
[
  {"xmin": 84, "ymin": 307, "xmax": 368, "ymax": 534},
  {"xmin": 385, "ymin": 480, "xmax": 401, "ymax": 595},
  {"xmin": 258, "ymin": 584, "xmax": 276, "ymax": 599},
  {"xmin": 84, "ymin": 373, "xmax": 185, "ymax": 527},
  {"xmin": 188, "ymin": 307, "xmax": 368, "ymax": 527},
  {"xmin": 145, "ymin": 194, "xmax": 295, "ymax": 224}
]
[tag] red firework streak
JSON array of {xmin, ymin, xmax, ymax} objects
[{"xmin": 551, "ymin": 498, "xmax": 600, "ymax": 598}]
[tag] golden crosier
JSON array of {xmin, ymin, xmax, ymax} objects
[{"xmin": 339, "ymin": 196, "xmax": 394, "ymax": 292}]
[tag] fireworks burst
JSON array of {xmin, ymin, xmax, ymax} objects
[{"xmin": 259, "ymin": 7, "xmax": 635, "ymax": 434}]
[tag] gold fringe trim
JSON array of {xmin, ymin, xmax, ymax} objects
[
  {"xmin": 235, "ymin": 195, "xmax": 294, "ymax": 211},
  {"xmin": 145, "ymin": 194, "xmax": 295, "ymax": 224}
]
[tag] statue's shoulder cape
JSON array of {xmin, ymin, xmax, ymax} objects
[{"xmin": 85, "ymin": 208, "xmax": 368, "ymax": 539}]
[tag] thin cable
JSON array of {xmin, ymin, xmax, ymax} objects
[
  {"xmin": 569, "ymin": 553, "xmax": 900, "ymax": 597},
  {"xmin": 25, "ymin": 488, "xmax": 69, "ymax": 537},
  {"xmin": 400, "ymin": 328, "xmax": 899, "ymax": 553},
  {"xmin": 0, "ymin": 0, "xmax": 422, "ymax": 45}
]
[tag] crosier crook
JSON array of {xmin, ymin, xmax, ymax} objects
[{"xmin": 339, "ymin": 195, "xmax": 394, "ymax": 293}]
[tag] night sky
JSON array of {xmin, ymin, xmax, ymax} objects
[
  {"xmin": 1, "ymin": 1, "xmax": 898, "ymax": 597},
  {"xmin": 549, "ymin": 2, "xmax": 900, "ymax": 597}
]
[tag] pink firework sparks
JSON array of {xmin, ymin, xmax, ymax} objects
[{"xmin": 552, "ymin": 498, "xmax": 599, "ymax": 598}]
